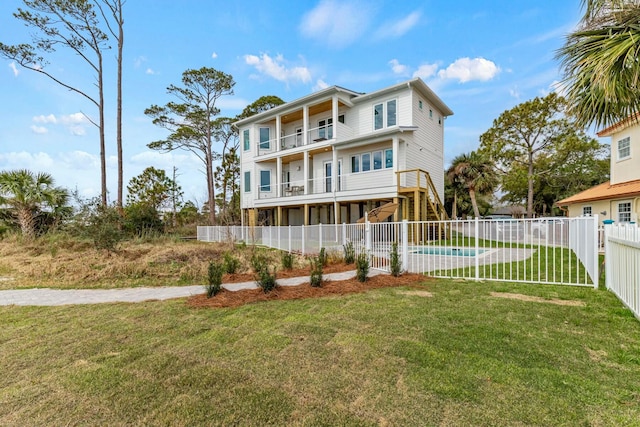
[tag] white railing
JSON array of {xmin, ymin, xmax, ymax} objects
[
  {"xmin": 198, "ymin": 216, "xmax": 599, "ymax": 285},
  {"xmin": 604, "ymin": 224, "xmax": 640, "ymax": 319}
]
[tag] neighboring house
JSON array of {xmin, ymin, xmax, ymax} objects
[
  {"xmin": 557, "ymin": 115, "xmax": 640, "ymax": 224},
  {"xmin": 235, "ymin": 78, "xmax": 453, "ymax": 226}
]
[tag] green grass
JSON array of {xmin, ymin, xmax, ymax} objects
[{"xmin": 2, "ymin": 279, "xmax": 640, "ymax": 425}]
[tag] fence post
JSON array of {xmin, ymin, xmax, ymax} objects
[
  {"xmin": 288, "ymin": 225, "xmax": 292, "ymax": 253},
  {"xmin": 342, "ymin": 222, "xmax": 346, "ymax": 246},
  {"xmin": 402, "ymin": 220, "xmax": 409, "ymax": 273},
  {"xmin": 592, "ymin": 215, "xmax": 599, "ymax": 289},
  {"xmin": 319, "ymin": 223, "xmax": 323, "ymax": 251},
  {"xmin": 604, "ymin": 223, "xmax": 611, "ymax": 290},
  {"xmin": 302, "ymin": 225, "xmax": 306, "ymax": 255},
  {"xmin": 475, "ymin": 217, "xmax": 480, "ymax": 281},
  {"xmin": 277, "ymin": 225, "xmax": 281, "ymax": 250},
  {"xmin": 365, "ymin": 219, "xmax": 371, "ymax": 254}
]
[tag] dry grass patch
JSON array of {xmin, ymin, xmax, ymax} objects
[{"xmin": 490, "ymin": 292, "xmax": 586, "ymax": 306}]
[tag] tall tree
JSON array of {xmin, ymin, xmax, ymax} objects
[
  {"xmin": 0, "ymin": 169, "xmax": 70, "ymax": 238},
  {"xmin": 238, "ymin": 95, "xmax": 285, "ymax": 120},
  {"xmin": 96, "ymin": 0, "xmax": 125, "ymax": 208},
  {"xmin": 446, "ymin": 151, "xmax": 498, "ymax": 218},
  {"xmin": 479, "ymin": 93, "xmax": 577, "ymax": 218},
  {"xmin": 557, "ymin": 0, "xmax": 640, "ymax": 128},
  {"xmin": 0, "ymin": 0, "xmax": 110, "ymax": 205},
  {"xmin": 126, "ymin": 166, "xmax": 182, "ymax": 211},
  {"xmin": 145, "ymin": 67, "xmax": 235, "ymax": 225}
]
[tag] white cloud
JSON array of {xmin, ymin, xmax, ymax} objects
[
  {"xmin": 0, "ymin": 151, "xmax": 55, "ymax": 171},
  {"xmin": 30, "ymin": 125, "xmax": 48, "ymax": 134},
  {"xmin": 68, "ymin": 126, "xmax": 86, "ymax": 136},
  {"xmin": 509, "ymin": 87, "xmax": 520, "ymax": 99},
  {"xmin": 300, "ymin": 0, "xmax": 374, "ymax": 48},
  {"xmin": 146, "ymin": 68, "xmax": 156, "ymax": 75},
  {"xmin": 134, "ymin": 56, "xmax": 147, "ymax": 68},
  {"xmin": 376, "ymin": 11, "xmax": 421, "ymax": 39},
  {"xmin": 244, "ymin": 53, "xmax": 311, "ymax": 84},
  {"xmin": 389, "ymin": 59, "xmax": 408, "ymax": 75},
  {"xmin": 9, "ymin": 62, "xmax": 19, "ymax": 77},
  {"xmin": 211, "ymin": 52, "xmax": 218, "ymax": 59},
  {"xmin": 438, "ymin": 57, "xmax": 500, "ymax": 83},
  {"xmin": 59, "ymin": 151, "xmax": 99, "ymax": 170},
  {"xmin": 60, "ymin": 113, "xmax": 88, "ymax": 125},
  {"xmin": 33, "ymin": 114, "xmax": 58, "ymax": 124},
  {"xmin": 313, "ymin": 79, "xmax": 330, "ymax": 91},
  {"xmin": 412, "ymin": 63, "xmax": 438, "ymax": 79}
]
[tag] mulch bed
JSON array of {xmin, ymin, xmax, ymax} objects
[
  {"xmin": 219, "ymin": 262, "xmax": 357, "ymax": 284},
  {"xmin": 187, "ymin": 271, "xmax": 429, "ymax": 309}
]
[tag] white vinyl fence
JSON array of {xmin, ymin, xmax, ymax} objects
[
  {"xmin": 198, "ymin": 216, "xmax": 599, "ymax": 287},
  {"xmin": 604, "ymin": 224, "xmax": 640, "ymax": 319}
]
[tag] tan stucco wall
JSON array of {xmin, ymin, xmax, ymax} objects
[
  {"xmin": 566, "ymin": 197, "xmax": 640, "ymax": 224},
  {"xmin": 609, "ymin": 124, "xmax": 640, "ymax": 185}
]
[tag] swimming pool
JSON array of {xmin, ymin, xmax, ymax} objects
[{"xmin": 411, "ymin": 247, "xmax": 487, "ymax": 256}]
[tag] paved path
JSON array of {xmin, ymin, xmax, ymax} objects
[{"xmin": 0, "ymin": 270, "xmax": 384, "ymax": 307}]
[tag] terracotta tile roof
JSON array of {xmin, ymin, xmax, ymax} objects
[
  {"xmin": 597, "ymin": 112, "xmax": 640, "ymax": 137},
  {"xmin": 556, "ymin": 179, "xmax": 640, "ymax": 205}
]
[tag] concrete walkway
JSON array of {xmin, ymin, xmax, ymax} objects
[{"xmin": 0, "ymin": 270, "xmax": 383, "ymax": 307}]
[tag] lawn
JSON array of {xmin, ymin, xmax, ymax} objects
[{"xmin": 2, "ymin": 278, "xmax": 639, "ymax": 426}]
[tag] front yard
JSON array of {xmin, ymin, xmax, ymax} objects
[{"xmin": 1, "ymin": 278, "xmax": 639, "ymax": 426}]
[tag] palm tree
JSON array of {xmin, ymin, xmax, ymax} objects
[
  {"xmin": 0, "ymin": 170, "xmax": 70, "ymax": 238},
  {"xmin": 557, "ymin": 0, "xmax": 640, "ymax": 128},
  {"xmin": 446, "ymin": 151, "xmax": 498, "ymax": 218}
]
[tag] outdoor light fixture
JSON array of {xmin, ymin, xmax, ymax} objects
[{"xmin": 601, "ymin": 211, "xmax": 607, "ymax": 215}]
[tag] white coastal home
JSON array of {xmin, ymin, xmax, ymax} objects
[{"xmin": 235, "ymin": 77, "xmax": 453, "ymax": 226}]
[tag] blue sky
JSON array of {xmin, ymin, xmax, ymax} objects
[{"xmin": 0, "ymin": 0, "xmax": 585, "ymax": 206}]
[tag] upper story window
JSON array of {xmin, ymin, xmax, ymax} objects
[
  {"xmin": 582, "ymin": 206, "xmax": 592, "ymax": 216},
  {"xmin": 295, "ymin": 128, "xmax": 302, "ymax": 146},
  {"xmin": 618, "ymin": 136, "xmax": 631, "ymax": 160},
  {"xmin": 244, "ymin": 171, "xmax": 251, "ymax": 193},
  {"xmin": 243, "ymin": 129, "xmax": 250, "ymax": 151},
  {"xmin": 259, "ymin": 127, "xmax": 270, "ymax": 150},
  {"xmin": 338, "ymin": 114, "xmax": 345, "ymax": 124},
  {"xmin": 260, "ymin": 170, "xmax": 271, "ymax": 192},
  {"xmin": 374, "ymin": 99, "xmax": 397, "ymax": 130},
  {"xmin": 418, "ymin": 100, "xmax": 423, "ymax": 110}
]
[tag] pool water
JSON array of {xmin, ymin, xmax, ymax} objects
[{"xmin": 411, "ymin": 247, "xmax": 486, "ymax": 256}]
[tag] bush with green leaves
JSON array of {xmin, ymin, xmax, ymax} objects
[
  {"xmin": 281, "ymin": 251, "xmax": 294, "ymax": 270},
  {"xmin": 318, "ymin": 247, "xmax": 327, "ymax": 267},
  {"xmin": 123, "ymin": 203, "xmax": 164, "ymax": 237},
  {"xmin": 83, "ymin": 201, "xmax": 125, "ymax": 252},
  {"xmin": 223, "ymin": 252, "xmax": 241, "ymax": 274},
  {"xmin": 309, "ymin": 256, "xmax": 323, "ymax": 288},
  {"xmin": 206, "ymin": 261, "xmax": 225, "ymax": 297},
  {"xmin": 250, "ymin": 253, "xmax": 269, "ymax": 273},
  {"xmin": 356, "ymin": 252, "xmax": 369, "ymax": 282},
  {"xmin": 255, "ymin": 265, "xmax": 277, "ymax": 293},
  {"xmin": 390, "ymin": 242, "xmax": 401, "ymax": 277},
  {"xmin": 343, "ymin": 241, "xmax": 355, "ymax": 264}
]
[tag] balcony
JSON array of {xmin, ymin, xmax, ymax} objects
[{"xmin": 257, "ymin": 122, "xmax": 354, "ymax": 157}]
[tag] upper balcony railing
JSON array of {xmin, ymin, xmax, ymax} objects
[{"xmin": 256, "ymin": 122, "xmax": 353, "ymax": 156}]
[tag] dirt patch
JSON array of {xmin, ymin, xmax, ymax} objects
[
  {"xmin": 188, "ymin": 273, "xmax": 429, "ymax": 309},
  {"xmin": 397, "ymin": 290, "xmax": 433, "ymax": 298},
  {"xmin": 490, "ymin": 292, "xmax": 586, "ymax": 307}
]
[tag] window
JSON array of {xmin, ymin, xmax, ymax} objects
[
  {"xmin": 373, "ymin": 151, "xmax": 382, "ymax": 170},
  {"xmin": 295, "ymin": 127, "xmax": 302, "ymax": 146},
  {"xmin": 362, "ymin": 153, "xmax": 371, "ymax": 172},
  {"xmin": 374, "ymin": 100, "xmax": 397, "ymax": 130},
  {"xmin": 385, "ymin": 149, "xmax": 393, "ymax": 168},
  {"xmin": 582, "ymin": 206, "xmax": 592, "ymax": 216},
  {"xmin": 244, "ymin": 171, "xmax": 251, "ymax": 193},
  {"xmin": 259, "ymin": 127, "xmax": 270, "ymax": 150},
  {"xmin": 318, "ymin": 118, "xmax": 333, "ymax": 139},
  {"xmin": 618, "ymin": 201, "xmax": 631, "ymax": 222},
  {"xmin": 618, "ymin": 137, "xmax": 631, "ymax": 160},
  {"xmin": 338, "ymin": 114, "xmax": 345, "ymax": 124},
  {"xmin": 351, "ymin": 155, "xmax": 360, "ymax": 173},
  {"xmin": 418, "ymin": 100, "xmax": 423, "ymax": 110},
  {"xmin": 243, "ymin": 129, "xmax": 250, "ymax": 151},
  {"xmin": 260, "ymin": 170, "xmax": 271, "ymax": 192},
  {"xmin": 429, "ymin": 109, "xmax": 433, "ymax": 119}
]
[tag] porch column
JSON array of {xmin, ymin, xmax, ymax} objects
[
  {"xmin": 331, "ymin": 148, "xmax": 338, "ymax": 193},
  {"xmin": 392, "ymin": 136, "xmax": 399, "ymax": 173},
  {"xmin": 276, "ymin": 157, "xmax": 282, "ymax": 198},
  {"xmin": 303, "ymin": 106, "xmax": 309, "ymax": 146},
  {"xmin": 276, "ymin": 205, "xmax": 282, "ymax": 226},
  {"xmin": 304, "ymin": 203, "xmax": 309, "ymax": 226},
  {"xmin": 332, "ymin": 95, "xmax": 338, "ymax": 139},
  {"xmin": 304, "ymin": 151, "xmax": 309, "ymax": 195},
  {"xmin": 276, "ymin": 115, "xmax": 281, "ymax": 151}
]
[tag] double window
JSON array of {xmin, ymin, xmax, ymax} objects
[
  {"xmin": 318, "ymin": 118, "xmax": 333, "ymax": 140},
  {"xmin": 618, "ymin": 201, "xmax": 631, "ymax": 222},
  {"xmin": 618, "ymin": 136, "xmax": 631, "ymax": 160},
  {"xmin": 351, "ymin": 149, "xmax": 393, "ymax": 173},
  {"xmin": 374, "ymin": 99, "xmax": 397, "ymax": 130}
]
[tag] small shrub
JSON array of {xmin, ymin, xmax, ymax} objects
[
  {"xmin": 318, "ymin": 247, "xmax": 327, "ymax": 267},
  {"xmin": 255, "ymin": 265, "xmax": 277, "ymax": 293},
  {"xmin": 343, "ymin": 241, "xmax": 355, "ymax": 264},
  {"xmin": 309, "ymin": 256, "xmax": 323, "ymax": 287},
  {"xmin": 206, "ymin": 261, "xmax": 225, "ymax": 298},
  {"xmin": 251, "ymin": 253, "xmax": 268, "ymax": 273},
  {"xmin": 356, "ymin": 252, "xmax": 369, "ymax": 282},
  {"xmin": 390, "ymin": 242, "xmax": 401, "ymax": 277},
  {"xmin": 281, "ymin": 251, "xmax": 294, "ymax": 270},
  {"xmin": 223, "ymin": 252, "xmax": 241, "ymax": 274}
]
